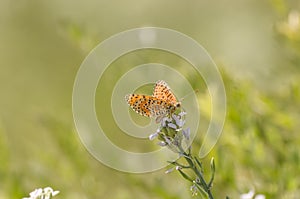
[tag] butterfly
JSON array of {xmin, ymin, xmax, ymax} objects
[{"xmin": 125, "ymin": 80, "xmax": 181, "ymax": 122}]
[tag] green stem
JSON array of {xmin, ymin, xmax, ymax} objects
[{"xmin": 178, "ymin": 146, "xmax": 214, "ymax": 199}]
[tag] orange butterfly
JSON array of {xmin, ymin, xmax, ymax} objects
[{"xmin": 125, "ymin": 80, "xmax": 181, "ymax": 121}]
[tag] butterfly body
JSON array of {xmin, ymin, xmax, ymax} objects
[{"xmin": 125, "ymin": 80, "xmax": 180, "ymax": 119}]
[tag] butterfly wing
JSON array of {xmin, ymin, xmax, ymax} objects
[
  {"xmin": 125, "ymin": 94, "xmax": 171, "ymax": 117},
  {"xmin": 153, "ymin": 80, "xmax": 178, "ymax": 105}
]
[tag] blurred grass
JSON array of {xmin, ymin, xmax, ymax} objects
[{"xmin": 1, "ymin": 0, "xmax": 300, "ymax": 198}]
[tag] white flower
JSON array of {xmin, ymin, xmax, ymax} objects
[
  {"xmin": 172, "ymin": 114, "xmax": 185, "ymax": 127},
  {"xmin": 240, "ymin": 189, "xmax": 255, "ymax": 199},
  {"xmin": 149, "ymin": 132, "xmax": 159, "ymax": 140},
  {"xmin": 43, "ymin": 187, "xmax": 60, "ymax": 198},
  {"xmin": 22, "ymin": 187, "xmax": 60, "ymax": 199},
  {"xmin": 157, "ymin": 141, "xmax": 167, "ymax": 146},
  {"xmin": 178, "ymin": 111, "xmax": 187, "ymax": 117},
  {"xmin": 161, "ymin": 116, "xmax": 172, "ymax": 127},
  {"xmin": 254, "ymin": 194, "xmax": 265, "ymax": 199},
  {"xmin": 182, "ymin": 128, "xmax": 190, "ymax": 140},
  {"xmin": 240, "ymin": 189, "xmax": 265, "ymax": 199},
  {"xmin": 167, "ymin": 123, "xmax": 177, "ymax": 129},
  {"xmin": 164, "ymin": 136, "xmax": 172, "ymax": 145}
]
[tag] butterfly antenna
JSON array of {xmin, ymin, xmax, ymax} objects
[{"xmin": 179, "ymin": 89, "xmax": 199, "ymax": 102}]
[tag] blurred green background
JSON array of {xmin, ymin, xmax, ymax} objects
[{"xmin": 1, "ymin": 0, "xmax": 300, "ymax": 198}]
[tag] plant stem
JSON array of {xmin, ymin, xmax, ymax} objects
[{"xmin": 178, "ymin": 146, "xmax": 214, "ymax": 199}]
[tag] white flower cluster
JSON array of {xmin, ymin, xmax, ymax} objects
[
  {"xmin": 240, "ymin": 189, "xmax": 265, "ymax": 199},
  {"xmin": 149, "ymin": 111, "xmax": 190, "ymax": 152},
  {"xmin": 22, "ymin": 187, "xmax": 59, "ymax": 199}
]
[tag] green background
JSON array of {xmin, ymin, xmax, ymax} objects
[{"xmin": 1, "ymin": 0, "xmax": 300, "ymax": 198}]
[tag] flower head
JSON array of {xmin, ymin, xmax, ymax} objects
[
  {"xmin": 22, "ymin": 187, "xmax": 59, "ymax": 199},
  {"xmin": 150, "ymin": 111, "xmax": 189, "ymax": 151}
]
